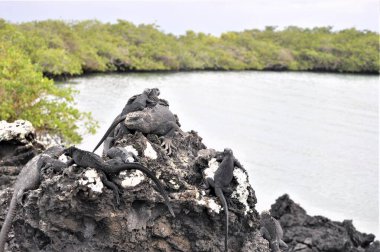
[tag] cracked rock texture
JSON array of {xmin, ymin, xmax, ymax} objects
[
  {"xmin": 0, "ymin": 120, "xmax": 269, "ymax": 251},
  {"xmin": 270, "ymin": 194, "xmax": 379, "ymax": 252}
]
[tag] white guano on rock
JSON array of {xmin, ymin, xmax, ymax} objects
[
  {"xmin": 231, "ymin": 168, "xmax": 251, "ymax": 215},
  {"xmin": 144, "ymin": 141, "xmax": 157, "ymax": 159},
  {"xmin": 120, "ymin": 170, "xmax": 145, "ymax": 188},
  {"xmin": 196, "ymin": 191, "xmax": 222, "ymax": 213},
  {"xmin": 78, "ymin": 169, "xmax": 104, "ymax": 193},
  {"xmin": 124, "ymin": 145, "xmax": 139, "ymax": 162},
  {"xmin": 0, "ymin": 120, "xmax": 35, "ymax": 143},
  {"xmin": 203, "ymin": 158, "xmax": 218, "ymax": 179}
]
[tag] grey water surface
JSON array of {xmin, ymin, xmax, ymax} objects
[{"xmin": 64, "ymin": 71, "xmax": 379, "ymax": 237}]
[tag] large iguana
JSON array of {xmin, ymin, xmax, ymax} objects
[
  {"xmin": 93, "ymin": 88, "xmax": 168, "ymax": 154},
  {"xmin": 93, "ymin": 103, "xmax": 184, "ymax": 155},
  {"xmin": 124, "ymin": 104, "xmax": 185, "ymax": 155},
  {"xmin": 0, "ymin": 146, "xmax": 66, "ymax": 252}
]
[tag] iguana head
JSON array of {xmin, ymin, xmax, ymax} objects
[
  {"xmin": 143, "ymin": 88, "xmax": 160, "ymax": 98},
  {"xmin": 62, "ymin": 146, "xmax": 77, "ymax": 157},
  {"xmin": 223, "ymin": 148, "xmax": 233, "ymax": 156},
  {"xmin": 260, "ymin": 210, "xmax": 271, "ymax": 220}
]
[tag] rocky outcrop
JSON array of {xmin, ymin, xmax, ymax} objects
[
  {"xmin": 0, "ymin": 120, "xmax": 63, "ymax": 190},
  {"xmin": 270, "ymin": 194, "xmax": 378, "ymax": 252},
  {"xmin": 0, "ymin": 120, "xmax": 41, "ymax": 190},
  {"xmin": 2, "ymin": 118, "xmax": 377, "ymax": 252},
  {"xmin": 0, "ymin": 120, "xmax": 39, "ymax": 165},
  {"xmin": 0, "ymin": 120, "xmax": 269, "ymax": 251}
]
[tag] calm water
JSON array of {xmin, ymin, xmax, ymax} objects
[{"xmin": 65, "ymin": 71, "xmax": 379, "ymax": 236}]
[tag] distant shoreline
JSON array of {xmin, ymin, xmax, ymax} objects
[
  {"xmin": 2, "ymin": 20, "xmax": 378, "ymax": 81},
  {"xmin": 51, "ymin": 68, "xmax": 379, "ymax": 81}
]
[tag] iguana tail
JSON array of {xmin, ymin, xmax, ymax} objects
[
  {"xmin": 0, "ymin": 190, "xmax": 19, "ymax": 252},
  {"xmin": 93, "ymin": 114, "xmax": 128, "ymax": 153},
  {"xmin": 215, "ymin": 187, "xmax": 228, "ymax": 252},
  {"xmin": 111, "ymin": 163, "xmax": 175, "ymax": 218}
]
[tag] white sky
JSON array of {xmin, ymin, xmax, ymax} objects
[{"xmin": 0, "ymin": 0, "xmax": 378, "ymax": 35}]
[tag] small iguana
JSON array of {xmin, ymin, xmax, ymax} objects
[
  {"xmin": 204, "ymin": 148, "xmax": 243, "ymax": 252},
  {"xmin": 63, "ymin": 146, "xmax": 175, "ymax": 217},
  {"xmin": 260, "ymin": 211, "xmax": 288, "ymax": 252},
  {"xmin": 106, "ymin": 147, "xmax": 138, "ymax": 163},
  {"xmin": 0, "ymin": 146, "xmax": 66, "ymax": 252}
]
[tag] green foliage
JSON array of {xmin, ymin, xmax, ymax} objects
[
  {"xmin": 0, "ymin": 19, "xmax": 377, "ymax": 75},
  {"xmin": 0, "ymin": 19, "xmax": 377, "ymax": 143},
  {"xmin": 0, "ymin": 43, "xmax": 98, "ymax": 143}
]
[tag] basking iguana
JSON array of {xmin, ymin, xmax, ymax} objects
[
  {"xmin": 93, "ymin": 88, "xmax": 168, "ymax": 154},
  {"xmin": 0, "ymin": 146, "xmax": 66, "ymax": 252},
  {"xmin": 204, "ymin": 148, "xmax": 243, "ymax": 252},
  {"xmin": 124, "ymin": 104, "xmax": 185, "ymax": 155},
  {"xmin": 63, "ymin": 146, "xmax": 175, "ymax": 217},
  {"xmin": 260, "ymin": 211, "xmax": 288, "ymax": 252},
  {"xmin": 106, "ymin": 147, "xmax": 138, "ymax": 163}
]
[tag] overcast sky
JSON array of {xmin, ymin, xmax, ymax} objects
[{"xmin": 0, "ymin": 0, "xmax": 378, "ymax": 35}]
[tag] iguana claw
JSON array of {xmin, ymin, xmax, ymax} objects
[{"xmin": 160, "ymin": 137, "xmax": 176, "ymax": 155}]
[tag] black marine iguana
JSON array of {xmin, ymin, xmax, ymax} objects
[
  {"xmin": 121, "ymin": 104, "xmax": 186, "ymax": 155},
  {"xmin": 106, "ymin": 147, "xmax": 138, "ymax": 164},
  {"xmin": 93, "ymin": 88, "xmax": 168, "ymax": 154},
  {"xmin": 0, "ymin": 146, "xmax": 66, "ymax": 252},
  {"xmin": 63, "ymin": 146, "xmax": 175, "ymax": 217},
  {"xmin": 204, "ymin": 148, "xmax": 243, "ymax": 252},
  {"xmin": 260, "ymin": 211, "xmax": 288, "ymax": 252}
]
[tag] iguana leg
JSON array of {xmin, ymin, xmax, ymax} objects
[
  {"xmin": 204, "ymin": 177, "xmax": 215, "ymax": 189},
  {"xmin": 98, "ymin": 170, "xmax": 120, "ymax": 206},
  {"xmin": 160, "ymin": 137, "xmax": 177, "ymax": 155},
  {"xmin": 279, "ymin": 239, "xmax": 288, "ymax": 249},
  {"xmin": 16, "ymin": 190, "xmax": 26, "ymax": 207},
  {"xmin": 222, "ymin": 187, "xmax": 233, "ymax": 194},
  {"xmin": 260, "ymin": 227, "xmax": 271, "ymax": 241},
  {"xmin": 66, "ymin": 159, "xmax": 75, "ymax": 167},
  {"xmin": 158, "ymin": 122, "xmax": 182, "ymax": 155}
]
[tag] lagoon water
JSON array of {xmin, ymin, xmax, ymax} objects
[{"xmin": 65, "ymin": 71, "xmax": 379, "ymax": 237}]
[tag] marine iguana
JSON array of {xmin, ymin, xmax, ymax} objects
[
  {"xmin": 106, "ymin": 146, "xmax": 138, "ymax": 163},
  {"xmin": 260, "ymin": 211, "xmax": 288, "ymax": 252},
  {"xmin": 125, "ymin": 104, "xmax": 185, "ymax": 155},
  {"xmin": 0, "ymin": 146, "xmax": 66, "ymax": 252},
  {"xmin": 204, "ymin": 148, "xmax": 242, "ymax": 252},
  {"xmin": 92, "ymin": 104, "xmax": 185, "ymax": 155},
  {"xmin": 93, "ymin": 88, "xmax": 167, "ymax": 154},
  {"xmin": 62, "ymin": 146, "xmax": 175, "ymax": 217}
]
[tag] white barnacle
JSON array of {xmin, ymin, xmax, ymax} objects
[
  {"xmin": 78, "ymin": 169, "xmax": 104, "ymax": 193},
  {"xmin": 144, "ymin": 141, "xmax": 157, "ymax": 160},
  {"xmin": 203, "ymin": 158, "xmax": 219, "ymax": 179},
  {"xmin": 120, "ymin": 170, "xmax": 145, "ymax": 188},
  {"xmin": 124, "ymin": 145, "xmax": 139, "ymax": 162},
  {"xmin": 231, "ymin": 168, "xmax": 251, "ymax": 215}
]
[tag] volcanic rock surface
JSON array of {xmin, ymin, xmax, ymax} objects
[
  {"xmin": 1, "ymin": 118, "xmax": 378, "ymax": 252},
  {"xmin": 270, "ymin": 194, "xmax": 379, "ymax": 252},
  {"xmin": 0, "ymin": 119, "xmax": 269, "ymax": 251}
]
